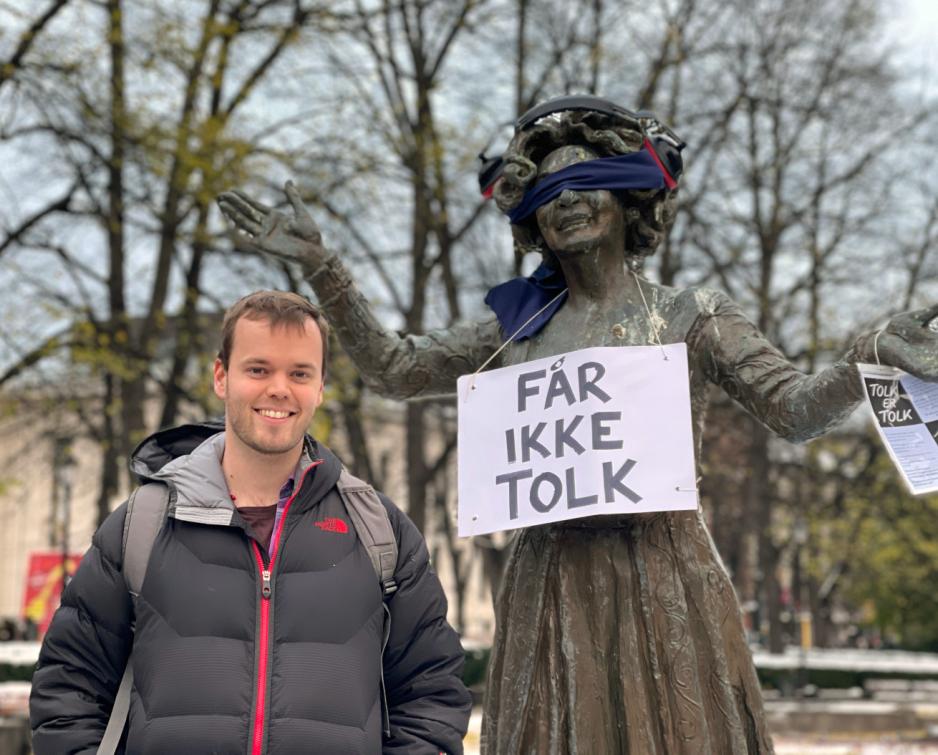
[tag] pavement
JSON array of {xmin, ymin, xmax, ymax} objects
[
  {"xmin": 465, "ymin": 711, "xmax": 482, "ymax": 754},
  {"xmin": 774, "ymin": 740, "xmax": 938, "ymax": 754},
  {"xmin": 753, "ymin": 648, "xmax": 938, "ymax": 675},
  {"xmin": 461, "ymin": 708, "xmax": 938, "ymax": 755}
]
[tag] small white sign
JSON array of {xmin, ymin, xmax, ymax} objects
[
  {"xmin": 858, "ymin": 363, "xmax": 938, "ymax": 495},
  {"xmin": 457, "ymin": 344, "xmax": 699, "ymax": 537}
]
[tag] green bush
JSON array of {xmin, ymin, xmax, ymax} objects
[
  {"xmin": 0, "ymin": 663, "xmax": 33, "ymax": 683},
  {"xmin": 462, "ymin": 646, "xmax": 490, "ymax": 689}
]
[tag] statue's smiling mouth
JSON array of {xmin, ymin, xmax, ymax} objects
[{"xmin": 557, "ymin": 212, "xmax": 592, "ymax": 231}]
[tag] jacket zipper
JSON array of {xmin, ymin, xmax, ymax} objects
[{"xmin": 248, "ymin": 460, "xmax": 322, "ymax": 755}]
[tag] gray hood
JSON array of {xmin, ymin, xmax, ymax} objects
[{"xmin": 130, "ymin": 422, "xmax": 331, "ymax": 526}]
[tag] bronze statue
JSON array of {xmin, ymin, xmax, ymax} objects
[{"xmin": 219, "ymin": 100, "xmax": 938, "ymax": 754}]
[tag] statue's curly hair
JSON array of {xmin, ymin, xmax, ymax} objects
[{"xmin": 492, "ymin": 110, "xmax": 679, "ymax": 271}]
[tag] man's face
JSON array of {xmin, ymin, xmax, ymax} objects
[
  {"xmin": 534, "ymin": 145, "xmax": 626, "ymax": 256},
  {"xmin": 213, "ymin": 316, "xmax": 324, "ymax": 458}
]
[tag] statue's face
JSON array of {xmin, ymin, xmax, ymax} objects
[{"xmin": 534, "ymin": 145, "xmax": 625, "ymax": 257}]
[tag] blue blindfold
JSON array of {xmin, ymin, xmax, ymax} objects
[{"xmin": 507, "ymin": 146, "xmax": 672, "ymax": 224}]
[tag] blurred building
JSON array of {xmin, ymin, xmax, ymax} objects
[{"xmin": 0, "ymin": 389, "xmax": 496, "ymax": 643}]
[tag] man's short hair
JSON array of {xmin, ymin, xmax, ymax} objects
[{"xmin": 218, "ymin": 291, "xmax": 330, "ymax": 378}]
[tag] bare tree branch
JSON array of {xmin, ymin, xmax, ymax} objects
[
  {"xmin": 0, "ymin": 0, "xmax": 72, "ymax": 88},
  {"xmin": 0, "ymin": 186, "xmax": 74, "ymax": 258}
]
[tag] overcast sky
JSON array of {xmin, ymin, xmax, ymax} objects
[{"xmin": 893, "ymin": 0, "xmax": 938, "ymax": 95}]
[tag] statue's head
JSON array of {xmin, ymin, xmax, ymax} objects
[{"xmin": 491, "ymin": 96, "xmax": 683, "ymax": 272}]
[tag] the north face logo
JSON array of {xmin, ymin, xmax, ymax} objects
[{"xmin": 315, "ymin": 517, "xmax": 348, "ymax": 534}]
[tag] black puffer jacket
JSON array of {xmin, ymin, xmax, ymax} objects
[{"xmin": 30, "ymin": 424, "xmax": 471, "ymax": 754}]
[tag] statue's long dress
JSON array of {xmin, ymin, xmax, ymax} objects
[
  {"xmin": 475, "ymin": 286, "xmax": 862, "ymax": 755},
  {"xmin": 317, "ymin": 258, "xmax": 864, "ymax": 755}
]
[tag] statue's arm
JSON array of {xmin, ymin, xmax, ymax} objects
[
  {"xmin": 218, "ymin": 183, "xmax": 504, "ymax": 399},
  {"xmin": 306, "ymin": 254, "xmax": 503, "ymax": 398},
  {"xmin": 692, "ymin": 289, "xmax": 938, "ymax": 443}
]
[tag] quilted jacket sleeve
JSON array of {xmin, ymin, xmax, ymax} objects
[
  {"xmin": 29, "ymin": 503, "xmax": 133, "ymax": 754},
  {"xmin": 380, "ymin": 496, "xmax": 472, "ymax": 755}
]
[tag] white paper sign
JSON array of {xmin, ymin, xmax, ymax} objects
[
  {"xmin": 457, "ymin": 344, "xmax": 699, "ymax": 537},
  {"xmin": 858, "ymin": 363, "xmax": 938, "ymax": 495}
]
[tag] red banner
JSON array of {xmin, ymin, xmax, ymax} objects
[{"xmin": 22, "ymin": 552, "xmax": 83, "ymax": 635}]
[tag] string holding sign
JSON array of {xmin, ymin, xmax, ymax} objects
[
  {"xmin": 631, "ymin": 269, "xmax": 669, "ymax": 361},
  {"xmin": 464, "ymin": 288, "xmax": 568, "ymax": 400},
  {"xmin": 464, "ymin": 269, "xmax": 668, "ymax": 403}
]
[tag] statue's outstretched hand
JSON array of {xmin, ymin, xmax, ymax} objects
[
  {"xmin": 217, "ymin": 181, "xmax": 326, "ymax": 270},
  {"xmin": 867, "ymin": 304, "xmax": 938, "ymax": 380}
]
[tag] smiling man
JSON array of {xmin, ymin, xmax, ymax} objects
[{"xmin": 30, "ymin": 291, "xmax": 472, "ymax": 754}]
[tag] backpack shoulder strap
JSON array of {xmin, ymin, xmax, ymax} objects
[
  {"xmin": 336, "ymin": 468, "xmax": 399, "ymax": 738},
  {"xmin": 336, "ymin": 468, "xmax": 398, "ymax": 598},
  {"xmin": 121, "ymin": 482, "xmax": 171, "ymax": 596},
  {"xmin": 99, "ymin": 483, "xmax": 170, "ymax": 755}
]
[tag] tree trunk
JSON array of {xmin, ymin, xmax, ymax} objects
[
  {"xmin": 97, "ymin": 374, "xmax": 122, "ymax": 524},
  {"xmin": 749, "ymin": 420, "xmax": 784, "ymax": 652},
  {"xmin": 338, "ymin": 379, "xmax": 378, "ymax": 486},
  {"xmin": 406, "ymin": 402, "xmax": 428, "ymax": 533},
  {"xmin": 436, "ymin": 483, "xmax": 466, "ymax": 633}
]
